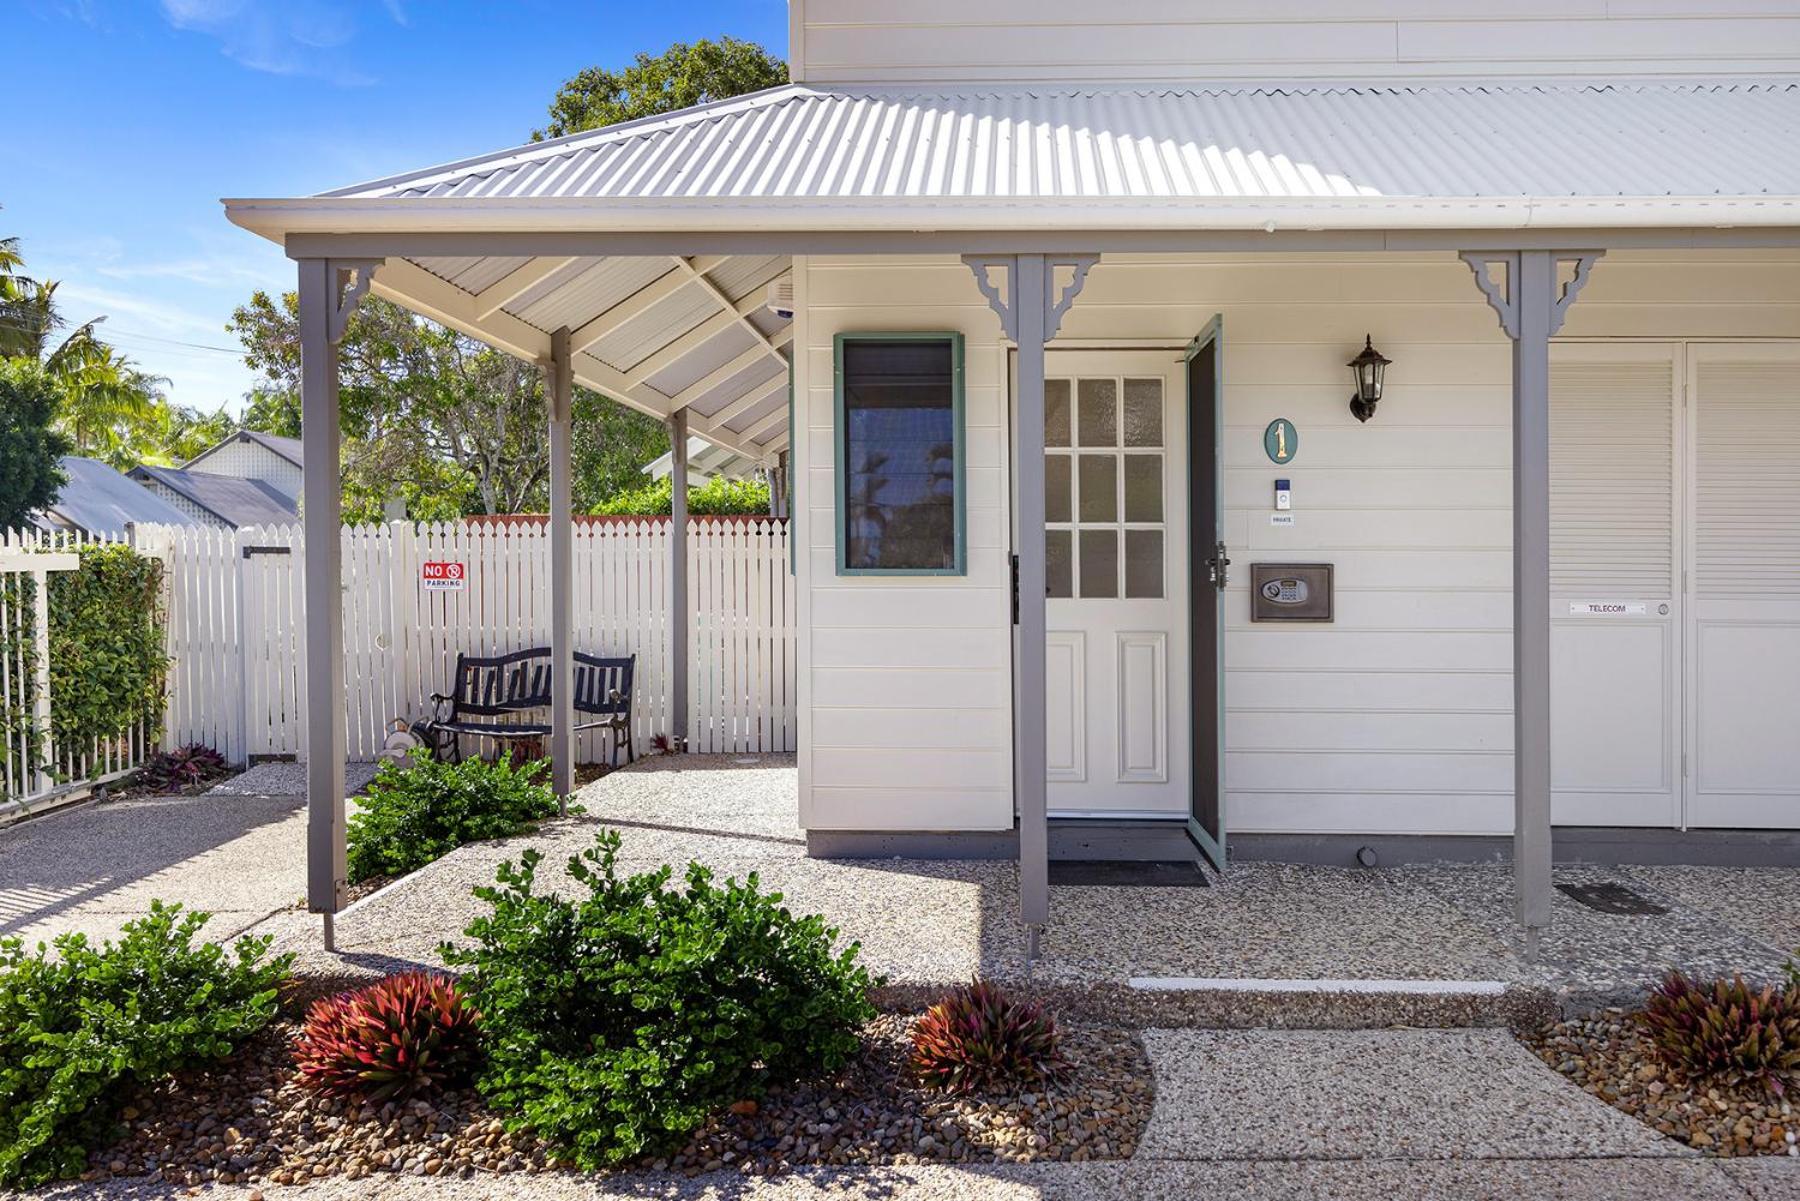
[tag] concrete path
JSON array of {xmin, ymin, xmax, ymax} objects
[{"xmin": 0, "ymin": 762, "xmax": 375, "ymax": 947}]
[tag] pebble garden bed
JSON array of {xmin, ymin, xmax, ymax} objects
[
  {"xmin": 83, "ymin": 1011, "xmax": 1153, "ymax": 1187},
  {"xmin": 1523, "ymin": 1010, "xmax": 1798, "ymax": 1158}
]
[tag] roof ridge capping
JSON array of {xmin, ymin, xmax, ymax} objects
[{"xmin": 318, "ymin": 83, "xmax": 810, "ymax": 199}]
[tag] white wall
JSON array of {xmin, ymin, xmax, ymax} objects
[
  {"xmin": 799, "ymin": 258, "xmax": 1016, "ymax": 831},
  {"xmin": 790, "ymin": 0, "xmax": 1800, "ymax": 83},
  {"xmin": 137, "ymin": 478, "xmax": 231, "ymax": 528},
  {"xmin": 796, "ymin": 249, "xmax": 1800, "ymax": 837},
  {"xmin": 187, "ymin": 438, "xmax": 303, "ymax": 499}
]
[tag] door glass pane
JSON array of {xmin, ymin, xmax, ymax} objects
[
  {"xmin": 1078, "ymin": 454, "xmax": 1117, "ymax": 522},
  {"xmin": 1046, "ymin": 530, "xmax": 1073, "ymax": 599},
  {"xmin": 1125, "ymin": 529, "xmax": 1164, "ymax": 599},
  {"xmin": 1124, "ymin": 454, "xmax": 1163, "ymax": 522},
  {"xmin": 1045, "ymin": 454, "xmax": 1071, "ymax": 523},
  {"xmin": 1077, "ymin": 378, "xmax": 1117, "ymax": 446},
  {"xmin": 1079, "ymin": 529, "xmax": 1118, "ymax": 598},
  {"xmin": 1123, "ymin": 378, "xmax": 1164, "ymax": 447},
  {"xmin": 1045, "ymin": 379, "xmax": 1071, "ymax": 448}
]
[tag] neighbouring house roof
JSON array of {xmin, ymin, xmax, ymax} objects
[
  {"xmin": 130, "ymin": 465, "xmax": 299, "ymax": 527},
  {"xmin": 36, "ymin": 457, "xmax": 199, "ymax": 537},
  {"xmin": 185, "ymin": 428, "xmax": 304, "ymax": 469}
]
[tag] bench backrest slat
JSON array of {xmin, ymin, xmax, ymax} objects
[{"xmin": 448, "ymin": 649, "xmax": 634, "ymax": 718}]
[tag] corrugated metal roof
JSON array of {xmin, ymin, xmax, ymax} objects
[
  {"xmin": 43, "ymin": 457, "xmax": 199, "ymax": 537},
  {"xmin": 130, "ymin": 467, "xmax": 299, "ymax": 527},
  {"xmin": 332, "ymin": 82, "xmax": 1800, "ymax": 203}
]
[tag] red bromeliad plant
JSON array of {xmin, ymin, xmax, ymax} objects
[
  {"xmin": 294, "ymin": 972, "xmax": 481, "ymax": 1102},
  {"xmin": 910, "ymin": 979, "xmax": 1069, "ymax": 1095},
  {"xmin": 1639, "ymin": 970, "xmax": 1800, "ymax": 1095}
]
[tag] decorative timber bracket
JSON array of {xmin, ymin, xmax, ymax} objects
[
  {"xmin": 962, "ymin": 253, "xmax": 1099, "ymax": 343},
  {"xmin": 1460, "ymin": 250, "xmax": 1603, "ymax": 340},
  {"xmin": 325, "ymin": 259, "xmax": 384, "ymax": 345}
]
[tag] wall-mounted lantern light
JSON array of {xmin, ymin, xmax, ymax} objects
[{"xmin": 1347, "ymin": 335, "xmax": 1392, "ymax": 423}]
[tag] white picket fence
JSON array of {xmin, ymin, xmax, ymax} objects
[
  {"xmin": 0, "ymin": 528, "xmax": 157, "ymax": 813},
  {"xmin": 141, "ymin": 517, "xmax": 796, "ymax": 764}
]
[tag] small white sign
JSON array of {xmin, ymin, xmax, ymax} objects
[
  {"xmin": 421, "ymin": 560, "xmax": 467, "ymax": 591},
  {"xmin": 1569, "ymin": 600, "xmax": 1646, "ymax": 616},
  {"xmin": 1270, "ymin": 513, "xmax": 1295, "ymax": 527}
]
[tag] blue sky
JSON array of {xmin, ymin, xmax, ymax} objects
[{"xmin": 8, "ymin": 0, "xmax": 789, "ymax": 410}]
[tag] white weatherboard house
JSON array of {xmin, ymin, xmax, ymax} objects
[{"xmin": 226, "ymin": 1, "xmax": 1800, "ymax": 951}]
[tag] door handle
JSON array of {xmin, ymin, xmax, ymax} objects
[{"xmin": 1206, "ymin": 542, "xmax": 1230, "ymax": 592}]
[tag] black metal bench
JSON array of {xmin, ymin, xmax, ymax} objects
[{"xmin": 423, "ymin": 648, "xmax": 636, "ymax": 767}]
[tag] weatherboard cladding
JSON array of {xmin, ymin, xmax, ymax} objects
[{"xmin": 334, "ymin": 82, "xmax": 1800, "ymax": 204}]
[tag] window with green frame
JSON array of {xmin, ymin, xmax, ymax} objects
[{"xmin": 834, "ymin": 333, "xmax": 965, "ymax": 575}]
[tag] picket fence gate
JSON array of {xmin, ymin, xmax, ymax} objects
[
  {"xmin": 141, "ymin": 517, "xmax": 796, "ymax": 765},
  {"xmin": 0, "ymin": 528, "xmax": 156, "ymax": 816}
]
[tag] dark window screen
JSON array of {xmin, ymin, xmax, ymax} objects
[{"xmin": 841, "ymin": 339, "xmax": 957, "ymax": 571}]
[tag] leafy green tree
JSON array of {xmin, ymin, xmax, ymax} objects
[
  {"xmin": 0, "ymin": 362, "xmax": 71, "ymax": 530},
  {"xmin": 228, "ymin": 291, "xmax": 668, "ymax": 520},
  {"xmin": 0, "ymin": 236, "xmax": 167, "ymax": 469},
  {"xmin": 535, "ymin": 37, "xmax": 787, "ymax": 140},
  {"xmin": 151, "ymin": 404, "xmax": 240, "ymax": 466}
]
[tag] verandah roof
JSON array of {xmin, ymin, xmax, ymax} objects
[{"xmin": 225, "ymin": 79, "xmax": 1800, "ymax": 465}]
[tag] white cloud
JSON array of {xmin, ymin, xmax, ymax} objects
[{"xmin": 158, "ymin": 0, "xmax": 402, "ymax": 84}]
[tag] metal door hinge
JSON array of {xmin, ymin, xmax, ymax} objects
[{"xmin": 1206, "ymin": 542, "xmax": 1231, "ymax": 592}]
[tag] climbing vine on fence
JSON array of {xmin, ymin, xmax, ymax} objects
[{"xmin": 0, "ymin": 544, "xmax": 168, "ymax": 784}]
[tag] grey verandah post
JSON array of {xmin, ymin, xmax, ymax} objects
[
  {"xmin": 1013, "ymin": 255, "xmax": 1051, "ymax": 952},
  {"xmin": 298, "ymin": 257, "xmax": 378, "ymax": 951},
  {"xmin": 962, "ymin": 251, "xmax": 1096, "ymax": 961},
  {"xmin": 668, "ymin": 408, "xmax": 690, "ymax": 750},
  {"xmin": 1463, "ymin": 248, "xmax": 1602, "ymax": 955},
  {"xmin": 548, "ymin": 326, "xmax": 575, "ymax": 807}
]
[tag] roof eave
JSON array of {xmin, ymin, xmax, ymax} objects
[{"xmin": 224, "ymin": 195, "xmax": 1800, "ymax": 243}]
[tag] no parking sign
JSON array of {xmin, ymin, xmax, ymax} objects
[{"xmin": 420, "ymin": 560, "xmax": 467, "ymax": 591}]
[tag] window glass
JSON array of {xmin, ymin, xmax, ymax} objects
[
  {"xmin": 1045, "ymin": 379, "xmax": 1072, "ymax": 448},
  {"xmin": 840, "ymin": 338, "xmax": 959, "ymax": 572},
  {"xmin": 1077, "ymin": 378, "xmax": 1117, "ymax": 446}
]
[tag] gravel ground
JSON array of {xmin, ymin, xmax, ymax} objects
[
  {"xmin": 1136, "ymin": 1028, "xmax": 1685, "ymax": 1161},
  {"xmin": 1622, "ymin": 865, "xmax": 1800, "ymax": 959},
  {"xmin": 84, "ymin": 1010, "xmax": 1148, "ymax": 1189},
  {"xmin": 0, "ymin": 792, "xmax": 308, "ymax": 945},
  {"xmin": 1524, "ymin": 1009, "xmax": 1799, "ymax": 1156},
  {"xmin": 266, "ymin": 755, "xmax": 1800, "ymax": 1020},
  {"xmin": 207, "ymin": 761, "xmax": 381, "ymax": 798},
  {"xmin": 26, "ymin": 1155, "xmax": 1791, "ymax": 1200},
  {"xmin": 1410, "ymin": 863, "xmax": 1797, "ymax": 1005}
]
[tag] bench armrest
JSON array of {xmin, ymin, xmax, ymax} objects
[{"xmin": 428, "ymin": 692, "xmax": 456, "ymax": 722}]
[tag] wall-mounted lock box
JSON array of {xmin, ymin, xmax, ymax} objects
[{"xmin": 1249, "ymin": 563, "xmax": 1334, "ymax": 622}]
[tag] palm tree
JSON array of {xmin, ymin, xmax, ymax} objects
[{"xmin": 1, "ymin": 237, "xmax": 167, "ymax": 466}]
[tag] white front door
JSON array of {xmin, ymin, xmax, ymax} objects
[{"xmin": 1040, "ymin": 351, "xmax": 1190, "ymax": 818}]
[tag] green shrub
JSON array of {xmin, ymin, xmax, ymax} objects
[
  {"xmin": 591, "ymin": 473, "xmax": 771, "ymax": 516},
  {"xmin": 1639, "ymin": 970, "xmax": 1800, "ymax": 1094},
  {"xmin": 346, "ymin": 751, "xmax": 563, "ymax": 883},
  {"xmin": 0, "ymin": 901, "xmax": 291, "ymax": 1186},
  {"xmin": 440, "ymin": 830, "xmax": 878, "ymax": 1168},
  {"xmin": 910, "ymin": 979, "xmax": 1069, "ymax": 1094}
]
